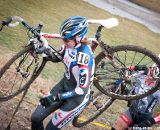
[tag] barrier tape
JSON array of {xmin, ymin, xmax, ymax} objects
[
  {"xmin": 78, "ymin": 117, "xmax": 112, "ymax": 129},
  {"xmin": 0, "ymin": 92, "xmax": 112, "ymax": 129}
]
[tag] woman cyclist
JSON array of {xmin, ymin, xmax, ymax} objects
[
  {"xmin": 31, "ymin": 16, "xmax": 95, "ymax": 130},
  {"xmin": 111, "ymin": 58, "xmax": 160, "ymax": 130}
]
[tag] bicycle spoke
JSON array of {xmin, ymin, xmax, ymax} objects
[
  {"xmin": 113, "ymin": 56, "xmax": 126, "ymax": 67},
  {"xmin": 144, "ymin": 60, "xmax": 154, "ymax": 67},
  {"xmin": 131, "ymin": 51, "xmax": 137, "ymax": 66},
  {"xmin": 124, "ymin": 51, "xmax": 127, "ymax": 66},
  {"xmin": 115, "ymin": 52, "xmax": 124, "ymax": 66},
  {"xmin": 94, "ymin": 45, "xmax": 160, "ymax": 100},
  {"xmin": 136, "ymin": 54, "xmax": 146, "ymax": 66}
]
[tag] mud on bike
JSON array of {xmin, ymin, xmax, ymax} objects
[{"xmin": 0, "ymin": 16, "xmax": 160, "ymax": 128}]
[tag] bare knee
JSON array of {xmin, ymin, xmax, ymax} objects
[{"xmin": 113, "ymin": 114, "xmax": 133, "ymax": 130}]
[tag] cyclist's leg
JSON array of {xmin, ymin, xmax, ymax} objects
[
  {"xmin": 112, "ymin": 109, "xmax": 133, "ymax": 130},
  {"xmin": 31, "ymin": 105, "xmax": 52, "ymax": 130},
  {"xmin": 31, "ymin": 78, "xmax": 64, "ymax": 130},
  {"xmin": 46, "ymin": 120, "xmax": 60, "ymax": 130},
  {"xmin": 46, "ymin": 91, "xmax": 90, "ymax": 129}
]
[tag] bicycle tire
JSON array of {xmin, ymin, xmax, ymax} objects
[
  {"xmin": 72, "ymin": 88, "xmax": 115, "ymax": 127},
  {"xmin": 94, "ymin": 45, "xmax": 160, "ymax": 100},
  {"xmin": 0, "ymin": 45, "xmax": 46, "ymax": 101}
]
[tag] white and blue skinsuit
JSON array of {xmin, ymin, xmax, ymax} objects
[
  {"xmin": 31, "ymin": 43, "xmax": 95, "ymax": 130},
  {"xmin": 126, "ymin": 74, "xmax": 160, "ymax": 124}
]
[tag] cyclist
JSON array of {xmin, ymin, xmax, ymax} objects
[
  {"xmin": 31, "ymin": 16, "xmax": 95, "ymax": 130},
  {"xmin": 111, "ymin": 58, "xmax": 160, "ymax": 130}
]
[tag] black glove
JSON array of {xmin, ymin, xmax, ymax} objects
[
  {"xmin": 135, "ymin": 118, "xmax": 155, "ymax": 127},
  {"xmin": 134, "ymin": 65, "xmax": 147, "ymax": 70},
  {"xmin": 135, "ymin": 65, "xmax": 148, "ymax": 74},
  {"xmin": 40, "ymin": 94, "xmax": 60, "ymax": 107}
]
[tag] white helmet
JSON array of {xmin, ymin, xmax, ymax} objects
[{"xmin": 150, "ymin": 54, "xmax": 160, "ymax": 78}]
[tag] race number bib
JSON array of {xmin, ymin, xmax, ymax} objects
[{"xmin": 77, "ymin": 52, "xmax": 89, "ymax": 65}]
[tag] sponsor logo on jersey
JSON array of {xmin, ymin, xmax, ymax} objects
[
  {"xmin": 58, "ymin": 112, "xmax": 63, "ymax": 119},
  {"xmin": 54, "ymin": 113, "xmax": 58, "ymax": 120}
]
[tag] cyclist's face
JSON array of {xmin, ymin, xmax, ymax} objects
[{"xmin": 62, "ymin": 39, "xmax": 76, "ymax": 49}]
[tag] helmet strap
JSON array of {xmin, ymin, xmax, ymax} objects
[{"xmin": 73, "ymin": 38, "xmax": 78, "ymax": 47}]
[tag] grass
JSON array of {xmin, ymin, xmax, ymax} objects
[{"xmin": 0, "ymin": 0, "xmax": 160, "ymax": 129}]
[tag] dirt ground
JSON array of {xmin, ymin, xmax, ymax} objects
[
  {"xmin": 0, "ymin": 52, "xmax": 111, "ymax": 130},
  {"xmin": 0, "ymin": 51, "xmax": 160, "ymax": 130},
  {"xmin": 0, "ymin": 94, "xmax": 109, "ymax": 130}
]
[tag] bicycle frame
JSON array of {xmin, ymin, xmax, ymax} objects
[{"xmin": 0, "ymin": 16, "xmax": 119, "ymax": 63}]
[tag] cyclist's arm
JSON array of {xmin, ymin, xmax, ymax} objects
[
  {"xmin": 58, "ymin": 64, "xmax": 91, "ymax": 100},
  {"xmin": 91, "ymin": 40, "xmax": 98, "ymax": 52},
  {"xmin": 46, "ymin": 44, "xmax": 66, "ymax": 63},
  {"xmin": 153, "ymin": 91, "xmax": 160, "ymax": 123},
  {"xmin": 128, "ymin": 65, "xmax": 148, "ymax": 71},
  {"xmin": 41, "ymin": 33, "xmax": 65, "ymax": 62},
  {"xmin": 58, "ymin": 47, "xmax": 92, "ymax": 100},
  {"xmin": 81, "ymin": 37, "xmax": 98, "ymax": 52}
]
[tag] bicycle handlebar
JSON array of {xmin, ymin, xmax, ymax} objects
[
  {"xmin": 8, "ymin": 16, "xmax": 24, "ymax": 27},
  {"xmin": 1, "ymin": 16, "xmax": 41, "ymax": 38}
]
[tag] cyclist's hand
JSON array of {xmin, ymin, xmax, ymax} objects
[
  {"xmin": 135, "ymin": 65, "xmax": 148, "ymax": 74},
  {"xmin": 40, "ymin": 94, "xmax": 60, "ymax": 107},
  {"xmin": 135, "ymin": 118, "xmax": 155, "ymax": 127}
]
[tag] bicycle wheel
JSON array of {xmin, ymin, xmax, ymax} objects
[
  {"xmin": 94, "ymin": 45, "xmax": 160, "ymax": 100},
  {"xmin": 72, "ymin": 86, "xmax": 115, "ymax": 127},
  {"xmin": 0, "ymin": 45, "xmax": 46, "ymax": 101}
]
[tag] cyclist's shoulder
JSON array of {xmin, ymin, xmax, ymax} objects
[
  {"xmin": 79, "ymin": 44, "xmax": 93, "ymax": 55},
  {"xmin": 153, "ymin": 89, "xmax": 160, "ymax": 97},
  {"xmin": 59, "ymin": 44, "xmax": 66, "ymax": 53},
  {"xmin": 76, "ymin": 44, "xmax": 94, "ymax": 66}
]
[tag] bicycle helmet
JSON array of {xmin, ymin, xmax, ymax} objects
[
  {"xmin": 150, "ymin": 54, "xmax": 160, "ymax": 78},
  {"xmin": 60, "ymin": 16, "xmax": 88, "ymax": 40}
]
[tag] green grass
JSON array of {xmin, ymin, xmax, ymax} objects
[
  {"xmin": 41, "ymin": 61, "xmax": 64, "ymax": 81},
  {"xmin": 0, "ymin": 1, "xmax": 160, "ymax": 128}
]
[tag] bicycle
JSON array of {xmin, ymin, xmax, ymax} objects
[
  {"xmin": 0, "ymin": 16, "xmax": 159, "ymax": 102},
  {"xmin": 73, "ymin": 21, "xmax": 160, "ymax": 127},
  {"xmin": 0, "ymin": 16, "xmax": 160, "ymax": 129}
]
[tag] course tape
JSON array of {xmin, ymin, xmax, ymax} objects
[
  {"xmin": 2, "ymin": 94, "xmax": 112, "ymax": 129},
  {"xmin": 78, "ymin": 117, "xmax": 112, "ymax": 129}
]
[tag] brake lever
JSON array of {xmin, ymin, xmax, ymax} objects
[
  {"xmin": 0, "ymin": 17, "xmax": 13, "ymax": 31},
  {"xmin": 0, "ymin": 23, "xmax": 4, "ymax": 31}
]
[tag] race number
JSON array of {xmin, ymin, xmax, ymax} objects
[{"xmin": 77, "ymin": 52, "xmax": 89, "ymax": 65}]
